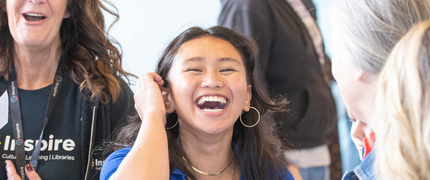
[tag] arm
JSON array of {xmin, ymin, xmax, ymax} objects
[{"xmin": 108, "ymin": 73, "xmax": 170, "ymax": 180}]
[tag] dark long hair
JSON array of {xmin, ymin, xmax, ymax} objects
[
  {"xmin": 0, "ymin": 0, "xmax": 133, "ymax": 104},
  {"xmin": 108, "ymin": 26, "xmax": 290, "ymax": 180}
]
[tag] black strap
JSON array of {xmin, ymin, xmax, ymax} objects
[{"xmin": 8, "ymin": 61, "xmax": 63, "ymax": 179}]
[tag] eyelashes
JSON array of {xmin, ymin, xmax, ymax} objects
[
  {"xmin": 185, "ymin": 68, "xmax": 238, "ymax": 72},
  {"xmin": 220, "ymin": 68, "xmax": 237, "ymax": 72},
  {"xmin": 186, "ymin": 68, "xmax": 202, "ymax": 72}
]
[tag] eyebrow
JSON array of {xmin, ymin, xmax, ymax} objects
[{"xmin": 182, "ymin": 57, "xmax": 242, "ymax": 65}]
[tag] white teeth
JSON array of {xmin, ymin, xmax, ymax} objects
[
  {"xmin": 25, "ymin": 13, "xmax": 44, "ymax": 17},
  {"xmin": 197, "ymin": 96, "xmax": 227, "ymax": 105},
  {"xmin": 202, "ymin": 108, "xmax": 223, "ymax": 112}
]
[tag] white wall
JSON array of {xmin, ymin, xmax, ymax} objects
[{"xmin": 103, "ymin": 1, "xmax": 222, "ymax": 88}]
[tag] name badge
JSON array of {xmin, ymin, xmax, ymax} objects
[{"xmin": 0, "ymin": 90, "xmax": 8, "ymax": 129}]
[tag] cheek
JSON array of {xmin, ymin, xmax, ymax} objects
[
  {"xmin": 332, "ymin": 63, "xmax": 357, "ymax": 115},
  {"xmin": 229, "ymin": 77, "xmax": 248, "ymax": 97},
  {"xmin": 350, "ymin": 124, "xmax": 357, "ymax": 137},
  {"xmin": 6, "ymin": 4, "xmax": 16, "ymax": 26},
  {"xmin": 170, "ymin": 77, "xmax": 195, "ymax": 103}
]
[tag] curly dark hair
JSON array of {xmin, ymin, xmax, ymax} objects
[
  {"xmin": 107, "ymin": 26, "xmax": 291, "ymax": 180},
  {"xmin": 0, "ymin": 0, "xmax": 134, "ymax": 104}
]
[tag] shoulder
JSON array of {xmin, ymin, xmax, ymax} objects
[
  {"xmin": 115, "ymin": 75, "xmax": 134, "ymax": 100},
  {"xmin": 106, "ymin": 147, "xmax": 132, "ymax": 161},
  {"xmin": 110, "ymin": 75, "xmax": 135, "ymax": 114},
  {"xmin": 116, "ymin": 75, "xmax": 132, "ymax": 91},
  {"xmin": 100, "ymin": 147, "xmax": 132, "ymax": 180},
  {"xmin": 354, "ymin": 149, "xmax": 376, "ymax": 179},
  {"xmin": 342, "ymin": 170, "xmax": 359, "ymax": 180}
]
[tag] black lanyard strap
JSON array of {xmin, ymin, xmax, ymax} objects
[
  {"xmin": 8, "ymin": 65, "xmax": 26, "ymax": 180},
  {"xmin": 8, "ymin": 60, "xmax": 63, "ymax": 179}
]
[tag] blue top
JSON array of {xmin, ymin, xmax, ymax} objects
[
  {"xmin": 341, "ymin": 149, "xmax": 376, "ymax": 180},
  {"xmin": 101, "ymin": 147, "xmax": 295, "ymax": 180}
]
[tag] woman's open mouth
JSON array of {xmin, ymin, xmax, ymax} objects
[
  {"xmin": 23, "ymin": 13, "xmax": 47, "ymax": 22},
  {"xmin": 197, "ymin": 96, "xmax": 227, "ymax": 112}
]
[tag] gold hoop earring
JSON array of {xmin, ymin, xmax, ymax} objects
[
  {"xmin": 240, "ymin": 106, "xmax": 260, "ymax": 128},
  {"xmin": 165, "ymin": 119, "xmax": 178, "ymax": 129},
  {"xmin": 165, "ymin": 112, "xmax": 179, "ymax": 129}
]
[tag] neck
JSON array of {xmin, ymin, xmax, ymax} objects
[
  {"xmin": 180, "ymin": 127, "xmax": 236, "ymax": 179},
  {"xmin": 8, "ymin": 43, "xmax": 61, "ymax": 90}
]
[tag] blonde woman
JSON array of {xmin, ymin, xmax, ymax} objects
[
  {"xmin": 375, "ymin": 19, "xmax": 430, "ymax": 180},
  {"xmin": 331, "ymin": 0, "xmax": 430, "ymax": 179}
]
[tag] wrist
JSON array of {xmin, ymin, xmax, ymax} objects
[{"xmin": 142, "ymin": 109, "xmax": 167, "ymax": 126}]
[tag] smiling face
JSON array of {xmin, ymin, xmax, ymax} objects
[
  {"xmin": 350, "ymin": 118, "xmax": 370, "ymax": 160},
  {"xmin": 167, "ymin": 36, "xmax": 252, "ymax": 135},
  {"xmin": 7, "ymin": 0, "xmax": 68, "ymax": 49}
]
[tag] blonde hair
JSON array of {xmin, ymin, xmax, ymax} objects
[
  {"xmin": 375, "ymin": 19, "xmax": 430, "ymax": 180},
  {"xmin": 332, "ymin": 0, "xmax": 430, "ymax": 75}
]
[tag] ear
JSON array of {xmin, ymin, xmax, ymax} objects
[
  {"xmin": 63, "ymin": 12, "xmax": 70, "ymax": 19},
  {"xmin": 353, "ymin": 66, "xmax": 375, "ymax": 84},
  {"xmin": 163, "ymin": 89, "xmax": 176, "ymax": 114},
  {"xmin": 242, "ymin": 85, "xmax": 252, "ymax": 112},
  {"xmin": 353, "ymin": 66, "xmax": 366, "ymax": 82}
]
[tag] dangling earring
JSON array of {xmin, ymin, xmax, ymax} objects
[
  {"xmin": 165, "ymin": 112, "xmax": 179, "ymax": 129},
  {"xmin": 240, "ymin": 106, "xmax": 261, "ymax": 128}
]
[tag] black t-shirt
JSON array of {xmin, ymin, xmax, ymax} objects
[{"xmin": 0, "ymin": 76, "xmax": 135, "ymax": 179}]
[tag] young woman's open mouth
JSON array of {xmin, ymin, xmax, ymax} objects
[{"xmin": 196, "ymin": 95, "xmax": 228, "ymax": 113}]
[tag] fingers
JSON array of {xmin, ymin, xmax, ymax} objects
[
  {"xmin": 5, "ymin": 160, "xmax": 21, "ymax": 180},
  {"xmin": 134, "ymin": 73, "xmax": 169, "ymax": 121},
  {"xmin": 25, "ymin": 164, "xmax": 41, "ymax": 180},
  {"xmin": 137, "ymin": 73, "xmax": 164, "ymax": 89},
  {"xmin": 143, "ymin": 73, "xmax": 164, "ymax": 89},
  {"xmin": 5, "ymin": 161, "xmax": 42, "ymax": 180},
  {"xmin": 151, "ymin": 73, "xmax": 165, "ymax": 87}
]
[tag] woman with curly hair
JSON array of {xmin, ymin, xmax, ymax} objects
[
  {"xmin": 100, "ymin": 26, "xmax": 294, "ymax": 180},
  {"xmin": 0, "ymin": 0, "xmax": 135, "ymax": 179}
]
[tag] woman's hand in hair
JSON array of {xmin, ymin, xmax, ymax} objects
[
  {"xmin": 116, "ymin": 73, "xmax": 170, "ymax": 179},
  {"xmin": 5, "ymin": 160, "xmax": 42, "ymax": 180},
  {"xmin": 134, "ymin": 73, "xmax": 168, "ymax": 125}
]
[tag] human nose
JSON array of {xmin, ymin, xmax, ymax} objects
[
  {"xmin": 201, "ymin": 71, "xmax": 224, "ymax": 88},
  {"xmin": 29, "ymin": 0, "xmax": 45, "ymax": 4},
  {"xmin": 351, "ymin": 121, "xmax": 366, "ymax": 140}
]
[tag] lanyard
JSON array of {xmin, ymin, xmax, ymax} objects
[{"xmin": 8, "ymin": 61, "xmax": 63, "ymax": 179}]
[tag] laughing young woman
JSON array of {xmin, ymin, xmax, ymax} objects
[{"xmin": 100, "ymin": 26, "xmax": 295, "ymax": 180}]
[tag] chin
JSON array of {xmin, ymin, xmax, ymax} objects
[
  {"xmin": 198, "ymin": 124, "xmax": 233, "ymax": 135},
  {"xmin": 18, "ymin": 33, "xmax": 55, "ymax": 48},
  {"xmin": 17, "ymin": 39, "xmax": 47, "ymax": 48}
]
